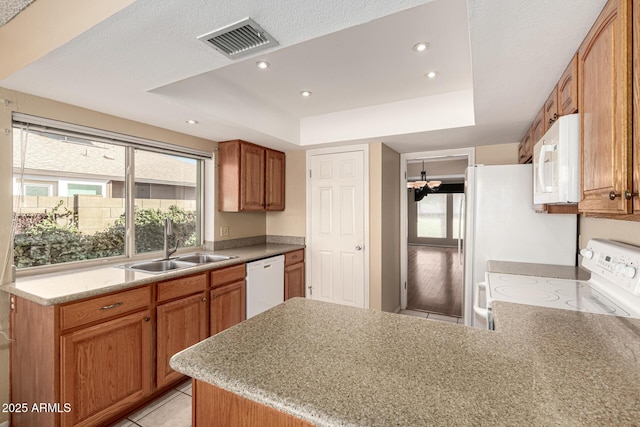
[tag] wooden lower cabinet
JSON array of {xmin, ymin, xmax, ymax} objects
[
  {"xmin": 193, "ymin": 380, "xmax": 312, "ymax": 427},
  {"xmin": 210, "ymin": 280, "xmax": 246, "ymax": 335},
  {"xmin": 284, "ymin": 250, "xmax": 305, "ymax": 300},
  {"xmin": 60, "ymin": 309, "xmax": 153, "ymax": 427},
  {"xmin": 156, "ymin": 292, "xmax": 208, "ymax": 388},
  {"xmin": 210, "ymin": 264, "xmax": 246, "ymax": 335},
  {"xmin": 284, "ymin": 262, "xmax": 305, "ymax": 300}
]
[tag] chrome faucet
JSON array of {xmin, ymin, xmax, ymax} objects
[{"xmin": 163, "ymin": 218, "xmax": 180, "ymax": 260}]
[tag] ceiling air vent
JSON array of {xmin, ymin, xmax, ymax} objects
[{"xmin": 197, "ymin": 17, "xmax": 278, "ymax": 59}]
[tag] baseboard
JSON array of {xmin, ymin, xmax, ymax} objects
[{"xmin": 393, "ymin": 306, "xmax": 401, "ymax": 314}]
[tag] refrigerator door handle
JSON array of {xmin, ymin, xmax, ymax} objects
[
  {"xmin": 458, "ymin": 194, "xmax": 465, "ymax": 265},
  {"xmin": 473, "ymin": 281, "xmax": 488, "ymax": 318}
]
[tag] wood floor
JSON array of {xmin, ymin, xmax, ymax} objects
[{"xmin": 407, "ymin": 245, "xmax": 463, "ymax": 317}]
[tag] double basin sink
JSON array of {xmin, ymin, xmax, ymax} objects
[{"xmin": 120, "ymin": 253, "xmax": 236, "ymax": 274}]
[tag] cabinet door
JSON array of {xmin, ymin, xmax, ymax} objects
[
  {"xmin": 633, "ymin": 0, "xmax": 639, "ymax": 213},
  {"xmin": 519, "ymin": 128, "xmax": 533, "ymax": 164},
  {"xmin": 157, "ymin": 292, "xmax": 208, "ymax": 389},
  {"xmin": 60, "ymin": 310, "xmax": 152, "ymax": 427},
  {"xmin": 578, "ymin": 0, "xmax": 633, "ymax": 214},
  {"xmin": 210, "ymin": 280, "xmax": 246, "ymax": 335},
  {"xmin": 544, "ymin": 86, "xmax": 559, "ymax": 133},
  {"xmin": 266, "ymin": 149, "xmax": 285, "ymax": 211},
  {"xmin": 240, "ymin": 142, "xmax": 265, "ymax": 211},
  {"xmin": 531, "ymin": 107, "xmax": 545, "ymax": 144},
  {"xmin": 558, "ymin": 54, "xmax": 579, "ymax": 116},
  {"xmin": 284, "ymin": 262, "xmax": 305, "ymax": 300}
]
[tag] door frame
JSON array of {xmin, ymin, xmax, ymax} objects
[
  {"xmin": 400, "ymin": 147, "xmax": 475, "ymax": 312},
  {"xmin": 306, "ymin": 144, "xmax": 370, "ymax": 308}
]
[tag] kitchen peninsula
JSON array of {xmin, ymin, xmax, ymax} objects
[{"xmin": 171, "ymin": 298, "xmax": 640, "ymax": 426}]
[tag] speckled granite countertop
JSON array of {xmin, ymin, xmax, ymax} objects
[
  {"xmin": 1, "ymin": 243, "xmax": 303, "ymax": 305},
  {"xmin": 171, "ymin": 298, "xmax": 640, "ymax": 426},
  {"xmin": 487, "ymin": 260, "xmax": 590, "ymax": 280}
]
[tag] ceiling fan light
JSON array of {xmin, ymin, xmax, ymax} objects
[{"xmin": 427, "ymin": 180, "xmax": 442, "ymax": 189}]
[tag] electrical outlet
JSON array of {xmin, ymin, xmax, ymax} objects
[{"xmin": 220, "ymin": 226, "xmax": 229, "ymax": 237}]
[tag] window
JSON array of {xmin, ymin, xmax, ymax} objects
[
  {"xmin": 12, "ymin": 118, "xmax": 207, "ymax": 270},
  {"xmin": 416, "ymin": 194, "xmax": 447, "ymax": 238}
]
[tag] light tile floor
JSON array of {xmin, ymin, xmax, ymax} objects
[
  {"xmin": 110, "ymin": 312, "xmax": 460, "ymax": 427},
  {"xmin": 111, "ymin": 380, "xmax": 192, "ymax": 427}
]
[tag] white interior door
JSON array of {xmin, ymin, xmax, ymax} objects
[{"xmin": 308, "ymin": 150, "xmax": 366, "ymax": 308}]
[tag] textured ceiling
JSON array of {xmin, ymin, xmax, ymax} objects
[
  {"xmin": 0, "ymin": 0, "xmax": 609, "ymax": 153},
  {"xmin": 0, "ymin": 0, "xmax": 35, "ymax": 26}
]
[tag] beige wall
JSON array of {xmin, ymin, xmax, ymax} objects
[
  {"xmin": 0, "ymin": 86, "xmax": 216, "ymax": 422},
  {"xmin": 368, "ymin": 143, "xmax": 401, "ymax": 312},
  {"xmin": 369, "ymin": 144, "xmax": 382, "ymax": 311},
  {"xmin": 579, "ymin": 217, "xmax": 640, "ymax": 249},
  {"xmin": 475, "ymin": 143, "xmax": 519, "ymax": 165},
  {"xmin": 266, "ymin": 150, "xmax": 306, "ymax": 237},
  {"xmin": 380, "ymin": 144, "xmax": 401, "ymax": 312}
]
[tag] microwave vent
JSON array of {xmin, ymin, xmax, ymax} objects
[{"xmin": 197, "ymin": 18, "xmax": 278, "ymax": 59}]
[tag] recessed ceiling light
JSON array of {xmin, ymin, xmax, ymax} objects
[
  {"xmin": 256, "ymin": 61, "xmax": 270, "ymax": 70},
  {"xmin": 426, "ymin": 71, "xmax": 438, "ymax": 79},
  {"xmin": 185, "ymin": 120, "xmax": 198, "ymax": 124},
  {"xmin": 413, "ymin": 42, "xmax": 430, "ymax": 52},
  {"xmin": 300, "ymin": 91, "xmax": 312, "ymax": 97}
]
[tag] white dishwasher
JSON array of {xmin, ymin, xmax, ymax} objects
[{"xmin": 246, "ymin": 255, "xmax": 285, "ymax": 319}]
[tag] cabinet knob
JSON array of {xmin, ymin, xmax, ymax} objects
[
  {"xmin": 144, "ymin": 316, "xmax": 150, "ymax": 322},
  {"xmin": 202, "ymin": 297, "xmax": 207, "ymax": 303},
  {"xmin": 610, "ymin": 190, "xmax": 638, "ymax": 200},
  {"xmin": 213, "ymin": 294, "xmax": 218, "ymax": 299}
]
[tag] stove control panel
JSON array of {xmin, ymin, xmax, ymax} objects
[{"xmin": 582, "ymin": 239, "xmax": 640, "ymax": 296}]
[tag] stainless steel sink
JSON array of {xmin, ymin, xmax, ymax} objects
[
  {"xmin": 121, "ymin": 259, "xmax": 196, "ymax": 273},
  {"xmin": 176, "ymin": 254, "xmax": 235, "ymax": 264}
]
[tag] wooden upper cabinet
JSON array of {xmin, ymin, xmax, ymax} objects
[
  {"xmin": 266, "ymin": 149, "xmax": 285, "ymax": 211},
  {"xmin": 578, "ymin": 0, "xmax": 633, "ymax": 214},
  {"xmin": 633, "ymin": 0, "xmax": 640, "ymax": 213},
  {"xmin": 531, "ymin": 107, "xmax": 546, "ymax": 145},
  {"xmin": 519, "ymin": 128, "xmax": 533, "ymax": 164},
  {"xmin": 558, "ymin": 54, "xmax": 579, "ymax": 116},
  {"xmin": 544, "ymin": 86, "xmax": 559, "ymax": 133},
  {"xmin": 240, "ymin": 142, "xmax": 266, "ymax": 211},
  {"xmin": 218, "ymin": 139, "xmax": 285, "ymax": 212}
]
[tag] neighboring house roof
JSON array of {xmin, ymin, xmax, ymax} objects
[{"xmin": 12, "ymin": 130, "xmax": 197, "ymax": 186}]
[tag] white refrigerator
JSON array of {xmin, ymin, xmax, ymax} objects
[{"xmin": 463, "ymin": 164, "xmax": 577, "ymax": 327}]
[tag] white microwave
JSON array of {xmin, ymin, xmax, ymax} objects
[{"xmin": 533, "ymin": 113, "xmax": 580, "ymax": 204}]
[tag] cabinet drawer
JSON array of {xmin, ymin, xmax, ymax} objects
[
  {"xmin": 60, "ymin": 286, "xmax": 151, "ymax": 331},
  {"xmin": 285, "ymin": 250, "xmax": 304, "ymax": 266},
  {"xmin": 211, "ymin": 264, "xmax": 245, "ymax": 289},
  {"xmin": 157, "ymin": 273, "xmax": 207, "ymax": 303}
]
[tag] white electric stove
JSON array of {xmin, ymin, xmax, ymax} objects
[{"xmin": 475, "ymin": 239, "xmax": 640, "ymax": 329}]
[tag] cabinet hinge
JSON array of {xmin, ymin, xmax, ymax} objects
[
  {"xmin": 309, "ymin": 170, "xmax": 312, "ymax": 178},
  {"xmin": 307, "ymin": 286, "xmax": 312, "ymax": 296},
  {"xmin": 404, "ymin": 282, "xmax": 407, "ymax": 290}
]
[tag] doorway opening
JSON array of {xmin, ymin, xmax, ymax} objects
[{"xmin": 400, "ymin": 148, "xmax": 474, "ymax": 323}]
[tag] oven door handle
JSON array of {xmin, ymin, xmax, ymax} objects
[{"xmin": 473, "ymin": 281, "xmax": 488, "ymax": 318}]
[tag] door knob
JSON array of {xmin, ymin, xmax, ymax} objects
[{"xmin": 355, "ymin": 245, "xmax": 363, "ymax": 251}]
